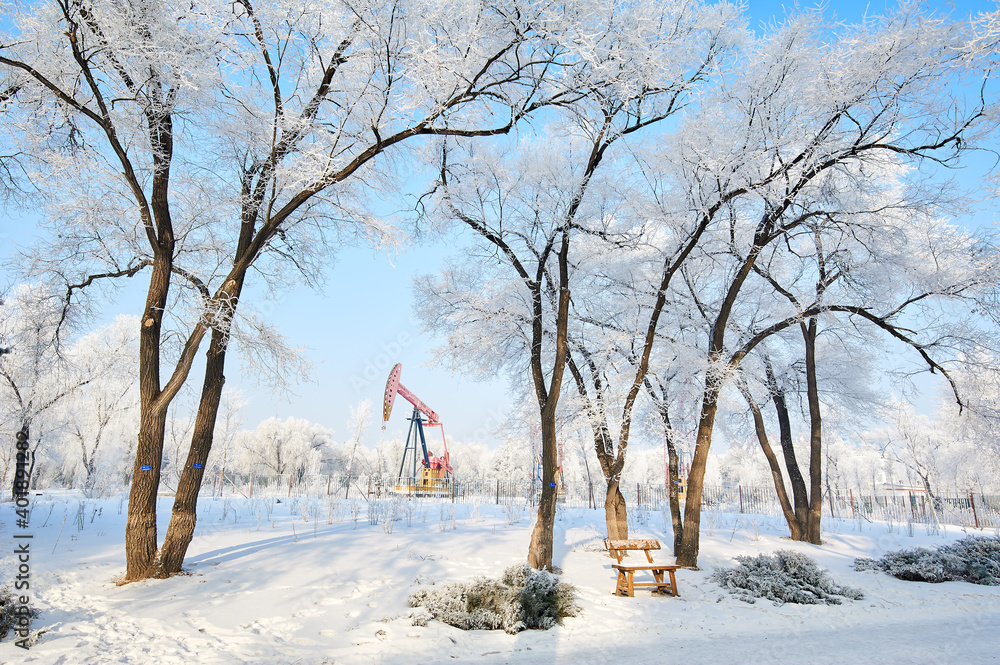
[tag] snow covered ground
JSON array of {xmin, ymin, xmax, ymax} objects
[{"xmin": 2, "ymin": 493, "xmax": 999, "ymax": 665}]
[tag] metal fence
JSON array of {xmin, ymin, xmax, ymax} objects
[{"xmin": 199, "ymin": 471, "xmax": 1000, "ymax": 530}]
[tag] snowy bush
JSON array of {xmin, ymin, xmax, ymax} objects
[
  {"xmin": 712, "ymin": 551, "xmax": 864, "ymax": 606},
  {"xmin": 854, "ymin": 548, "xmax": 954, "ymax": 583},
  {"xmin": 0, "ymin": 586, "xmax": 40, "ymax": 642},
  {"xmin": 407, "ymin": 563, "xmax": 579, "ymax": 634},
  {"xmin": 518, "ymin": 566, "xmax": 579, "ymax": 630},
  {"xmin": 854, "ymin": 535, "xmax": 1000, "ymax": 585}
]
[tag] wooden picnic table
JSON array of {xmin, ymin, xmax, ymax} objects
[{"xmin": 604, "ymin": 538, "xmax": 680, "ymax": 597}]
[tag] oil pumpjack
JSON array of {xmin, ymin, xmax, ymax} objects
[{"xmin": 382, "ymin": 363, "xmax": 454, "ymax": 495}]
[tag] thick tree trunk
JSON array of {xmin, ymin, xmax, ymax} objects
[
  {"xmin": 125, "ymin": 407, "xmax": 169, "ymax": 580},
  {"xmin": 666, "ymin": 433, "xmax": 683, "ymax": 553},
  {"xmin": 159, "ymin": 327, "xmax": 228, "ymax": 574},
  {"xmin": 676, "ymin": 389, "xmax": 720, "ymax": 568},
  {"xmin": 125, "ymin": 254, "xmax": 174, "ymax": 581},
  {"xmin": 593, "ymin": 426, "xmax": 630, "ymax": 540},
  {"xmin": 803, "ymin": 319, "xmax": 823, "ymax": 544},
  {"xmin": 604, "ymin": 479, "xmax": 629, "ymax": 540},
  {"xmin": 526, "ymin": 229, "xmax": 571, "ymax": 571},
  {"xmin": 528, "ymin": 403, "xmax": 560, "ymax": 571},
  {"xmin": 677, "ymin": 221, "xmax": 773, "ymax": 568}
]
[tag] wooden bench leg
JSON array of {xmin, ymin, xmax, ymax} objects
[
  {"xmin": 614, "ymin": 569, "xmax": 629, "ymax": 596},
  {"xmin": 651, "ymin": 569, "xmax": 666, "ymax": 595},
  {"xmin": 649, "ymin": 568, "xmax": 680, "ymax": 596},
  {"xmin": 613, "ymin": 569, "xmax": 636, "ymax": 597}
]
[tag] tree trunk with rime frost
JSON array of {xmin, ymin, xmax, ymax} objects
[
  {"xmin": 125, "ymin": 254, "xmax": 174, "ymax": 581},
  {"xmin": 528, "ymin": 402, "xmax": 560, "ymax": 570},
  {"xmin": 604, "ymin": 479, "xmax": 629, "ymax": 541},
  {"xmin": 159, "ymin": 326, "xmax": 230, "ymax": 574}
]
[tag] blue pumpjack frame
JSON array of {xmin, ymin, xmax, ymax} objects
[{"xmin": 397, "ymin": 406, "xmax": 431, "ymax": 483}]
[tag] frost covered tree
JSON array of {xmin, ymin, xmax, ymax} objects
[
  {"xmin": 884, "ymin": 356, "xmax": 1000, "ymax": 498},
  {"xmin": 885, "ymin": 402, "xmax": 951, "ymax": 524},
  {"xmin": 61, "ymin": 314, "xmax": 139, "ymax": 492},
  {"xmin": 238, "ymin": 416, "xmax": 331, "ymax": 479},
  {"xmin": 727, "ymin": 199, "xmax": 1000, "ymax": 543},
  {"xmin": 1, "ymin": 0, "xmax": 595, "ymax": 579},
  {"xmin": 343, "ymin": 399, "xmax": 371, "ymax": 481},
  {"xmin": 487, "ymin": 438, "xmax": 534, "ymax": 481},
  {"xmin": 562, "ymin": 224, "xmax": 711, "ymax": 547},
  {"xmin": 661, "ymin": 6, "xmax": 999, "ymax": 567},
  {"xmin": 0, "ymin": 284, "xmax": 92, "ymax": 496},
  {"xmin": 416, "ymin": 0, "xmax": 739, "ymax": 567},
  {"xmin": 944, "ymin": 357, "xmax": 1000, "ymax": 469}
]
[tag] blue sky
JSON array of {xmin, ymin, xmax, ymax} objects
[{"xmin": 2, "ymin": 0, "xmax": 997, "ymax": 450}]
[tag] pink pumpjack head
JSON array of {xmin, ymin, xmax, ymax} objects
[{"xmin": 383, "ymin": 362, "xmax": 402, "ymax": 426}]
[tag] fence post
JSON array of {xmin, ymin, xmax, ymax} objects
[
  {"xmin": 739, "ymin": 485, "xmax": 743, "ymax": 514},
  {"xmin": 970, "ymin": 492, "xmax": 980, "ymax": 529}
]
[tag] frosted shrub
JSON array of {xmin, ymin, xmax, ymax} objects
[
  {"xmin": 854, "ymin": 535, "xmax": 1000, "ymax": 585},
  {"xmin": 951, "ymin": 536, "xmax": 1000, "ymax": 585},
  {"xmin": 713, "ymin": 551, "xmax": 864, "ymax": 605},
  {"xmin": 854, "ymin": 548, "xmax": 953, "ymax": 582},
  {"xmin": 408, "ymin": 563, "xmax": 580, "ymax": 634},
  {"xmin": 1, "ymin": 586, "xmax": 40, "ymax": 642},
  {"xmin": 518, "ymin": 567, "xmax": 578, "ymax": 630},
  {"xmin": 501, "ymin": 563, "xmax": 532, "ymax": 588}
]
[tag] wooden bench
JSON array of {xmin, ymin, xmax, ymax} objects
[{"xmin": 604, "ymin": 539, "xmax": 680, "ymax": 597}]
